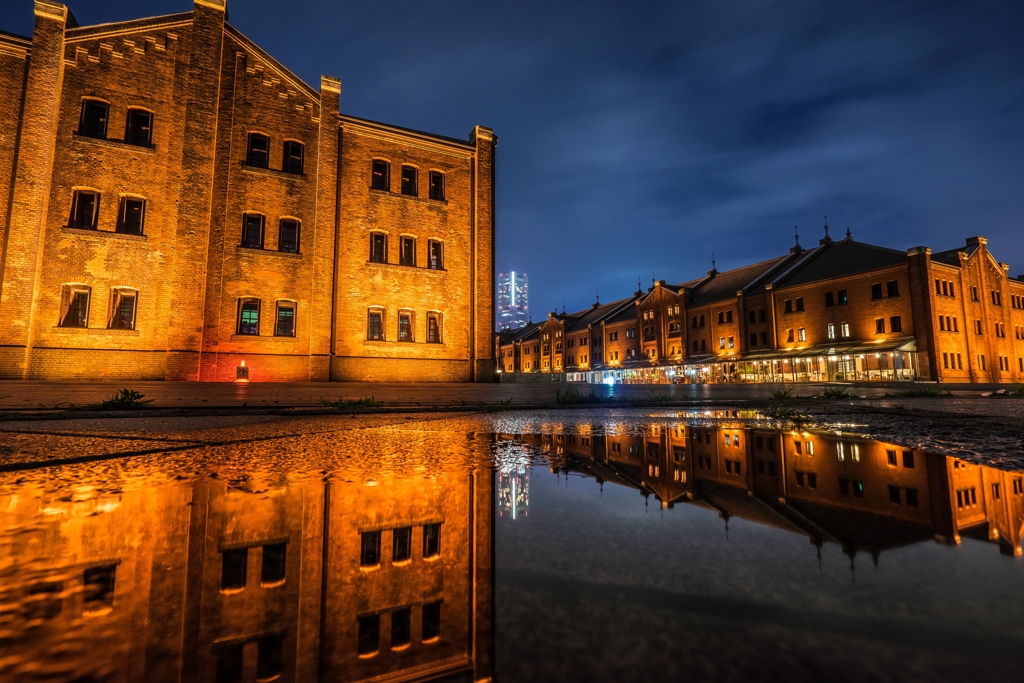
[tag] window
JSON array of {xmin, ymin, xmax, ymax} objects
[
  {"xmin": 871, "ymin": 283, "xmax": 883, "ymax": 300},
  {"xmin": 719, "ymin": 337, "xmax": 725, "ymax": 350},
  {"xmin": 889, "ymin": 485, "xmax": 901, "ymax": 504},
  {"xmin": 59, "ymin": 285, "xmax": 91, "ymax": 328},
  {"xmin": 700, "ymin": 340, "xmax": 706, "ymax": 352},
  {"xmin": 787, "ymin": 329, "xmax": 794, "ymax": 343},
  {"xmin": 242, "ymin": 213, "xmax": 265, "ymax": 249},
  {"xmin": 398, "ymin": 312, "xmax": 413, "ymax": 341},
  {"xmin": 367, "ymin": 310, "xmax": 384, "ymax": 341},
  {"xmin": 838, "ymin": 290, "xmax": 848, "ymax": 305},
  {"xmin": 956, "ymin": 487, "xmax": 978, "ymax": 508},
  {"xmin": 361, "ymin": 531, "xmax": 381, "ymax": 566},
  {"xmin": 797, "ymin": 328, "xmax": 806, "ymax": 342},
  {"xmin": 749, "ymin": 333, "xmax": 757, "ymax": 347},
  {"xmin": 902, "ymin": 450, "xmax": 914, "ymax": 468},
  {"xmin": 124, "ymin": 108, "xmax": 152, "ymax": 147},
  {"xmin": 795, "ymin": 298, "xmax": 804, "ymax": 312},
  {"xmin": 840, "ymin": 322, "xmax": 850, "ymax": 338},
  {"xmin": 698, "ymin": 316, "xmax": 705, "ymax": 327},
  {"xmin": 827, "ymin": 323, "xmax": 835, "ymax": 340},
  {"xmin": 428, "ymin": 240, "xmax": 443, "ymax": 270},
  {"xmin": 760, "ymin": 332, "xmax": 767, "ymax": 345},
  {"xmin": 853, "ymin": 480, "xmax": 864, "ymax": 497},
  {"xmin": 275, "ymin": 301, "xmax": 295, "ymax": 337},
  {"xmin": 257, "ymin": 635, "xmax": 283, "ymax": 681},
  {"xmin": 970, "ymin": 286, "xmax": 979, "ymax": 302},
  {"xmin": 371, "ymin": 159, "xmax": 390, "ymax": 190},
  {"xmin": 117, "ymin": 196, "xmax": 145, "ymax": 235},
  {"xmin": 875, "ymin": 318, "xmax": 885, "ymax": 334},
  {"xmin": 728, "ymin": 336, "xmax": 734, "ymax": 348},
  {"xmin": 247, "ymin": 132, "xmax": 269, "ymax": 168},
  {"xmin": 217, "ymin": 645, "xmax": 243, "ymax": 683},
  {"xmin": 890, "ymin": 316, "xmax": 902, "ymax": 333},
  {"xmin": 974, "ymin": 319, "xmax": 983, "ymax": 335},
  {"xmin": 83, "ymin": 564, "xmax": 116, "ymax": 610},
  {"xmin": 79, "ymin": 99, "xmax": 109, "ymax": 139},
  {"xmin": 839, "ymin": 478, "xmax": 849, "ymax": 495},
  {"xmin": 428, "ymin": 171, "xmax": 445, "ymax": 200},
  {"xmin": 887, "ymin": 449, "xmax": 898, "ymax": 466},
  {"xmin": 221, "ymin": 548, "xmax": 247, "ymax": 590},
  {"xmin": 283, "ymin": 140, "xmax": 304, "ymax": 174},
  {"xmin": 370, "ymin": 233, "xmax": 387, "ymax": 263},
  {"xmin": 423, "ymin": 522, "xmax": 441, "ymax": 558},
  {"xmin": 358, "ymin": 615, "xmax": 380, "ymax": 656},
  {"xmin": 278, "ymin": 219, "xmax": 299, "ymax": 253},
  {"xmin": 237, "ymin": 299, "xmax": 260, "ymax": 335},
  {"xmin": 906, "ymin": 488, "xmax": 919, "ymax": 507},
  {"xmin": 69, "ymin": 190, "xmax": 99, "ymax": 229},
  {"xmin": 400, "ymin": 236, "xmax": 416, "ymax": 266},
  {"xmin": 427, "ymin": 313, "xmax": 441, "ymax": 343},
  {"xmin": 627, "ymin": 327, "xmax": 637, "ymax": 338},
  {"xmin": 422, "ymin": 601, "xmax": 441, "ymax": 641},
  {"xmin": 943, "ymin": 352, "xmax": 949, "ymax": 369},
  {"xmin": 825, "ymin": 292, "xmax": 834, "ymax": 307},
  {"xmin": 887, "ymin": 280, "xmax": 899, "ymax": 297},
  {"xmin": 261, "ymin": 543, "xmax": 286, "ymax": 584},
  {"xmin": 108, "ymin": 288, "xmax": 137, "ymax": 330},
  {"xmin": 784, "ymin": 299, "xmax": 793, "ymax": 313},
  {"xmin": 400, "ymin": 165, "xmax": 418, "ymax": 196},
  {"xmin": 759, "ymin": 309, "xmax": 767, "ymax": 322},
  {"xmin": 692, "ymin": 316, "xmax": 698, "ymax": 328},
  {"xmin": 393, "ymin": 526, "xmax": 412, "ymax": 562},
  {"xmin": 391, "ymin": 608, "xmax": 412, "ymax": 648},
  {"xmin": 991, "ymin": 290, "xmax": 1002, "ymax": 306}
]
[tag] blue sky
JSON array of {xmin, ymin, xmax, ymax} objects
[{"xmin": 6, "ymin": 0, "xmax": 1023, "ymax": 314}]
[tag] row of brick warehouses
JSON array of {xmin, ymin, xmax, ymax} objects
[
  {"xmin": 497, "ymin": 228, "xmax": 1024, "ymax": 384},
  {"xmin": 0, "ymin": 0, "xmax": 495, "ymax": 382}
]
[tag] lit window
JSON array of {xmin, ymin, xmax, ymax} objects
[
  {"xmin": 124, "ymin": 108, "xmax": 152, "ymax": 147},
  {"xmin": 117, "ymin": 196, "xmax": 145, "ymax": 235},
  {"xmin": 108, "ymin": 288, "xmax": 137, "ymax": 330},
  {"xmin": 840, "ymin": 322, "xmax": 850, "ymax": 338},
  {"xmin": 79, "ymin": 99, "xmax": 108, "ymax": 139},
  {"xmin": 246, "ymin": 132, "xmax": 269, "ymax": 168},
  {"xmin": 59, "ymin": 285, "xmax": 91, "ymax": 328},
  {"xmin": 69, "ymin": 190, "xmax": 99, "ymax": 230},
  {"xmin": 827, "ymin": 323, "xmax": 835, "ymax": 340},
  {"xmin": 275, "ymin": 301, "xmax": 295, "ymax": 337},
  {"xmin": 237, "ymin": 298, "xmax": 260, "ymax": 335},
  {"xmin": 283, "ymin": 140, "xmax": 304, "ymax": 174},
  {"xmin": 797, "ymin": 328, "xmax": 805, "ymax": 342},
  {"xmin": 838, "ymin": 290, "xmax": 848, "ymax": 305}
]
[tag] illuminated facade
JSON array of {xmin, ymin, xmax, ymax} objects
[
  {"xmin": 497, "ymin": 271, "xmax": 529, "ymax": 331},
  {"xmin": 0, "ymin": 0, "xmax": 496, "ymax": 382},
  {"xmin": 498, "ymin": 228, "xmax": 1024, "ymax": 383}
]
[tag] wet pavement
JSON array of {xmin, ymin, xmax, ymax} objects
[{"xmin": 0, "ymin": 409, "xmax": 1022, "ymax": 682}]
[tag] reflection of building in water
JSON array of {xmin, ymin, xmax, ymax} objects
[
  {"xmin": 495, "ymin": 439, "xmax": 530, "ymax": 520},
  {"xmin": 0, "ymin": 464, "xmax": 494, "ymax": 682},
  {"xmin": 515, "ymin": 424, "xmax": 1024, "ymax": 559}
]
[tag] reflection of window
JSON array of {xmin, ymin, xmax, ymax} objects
[
  {"xmin": 108, "ymin": 288, "xmax": 137, "ymax": 330},
  {"xmin": 257, "ymin": 635, "xmax": 283, "ymax": 681},
  {"xmin": 371, "ymin": 159, "xmax": 390, "ymax": 190},
  {"xmin": 83, "ymin": 564, "xmax": 116, "ymax": 610},
  {"xmin": 393, "ymin": 527, "xmax": 412, "ymax": 562},
  {"xmin": 59, "ymin": 285, "xmax": 91, "ymax": 328},
  {"xmin": 283, "ymin": 140, "xmax": 304, "ymax": 174},
  {"xmin": 422, "ymin": 601, "xmax": 441, "ymax": 641},
  {"xmin": 216, "ymin": 644, "xmax": 243, "ymax": 683},
  {"xmin": 360, "ymin": 531, "xmax": 381, "ymax": 566},
  {"xmin": 428, "ymin": 171, "xmax": 445, "ymax": 200},
  {"xmin": 124, "ymin": 109, "xmax": 152, "ymax": 147},
  {"xmin": 275, "ymin": 301, "xmax": 295, "ymax": 337},
  {"xmin": 221, "ymin": 548, "xmax": 247, "ymax": 590},
  {"xmin": 247, "ymin": 132, "xmax": 269, "ymax": 168},
  {"xmin": 261, "ymin": 543, "xmax": 286, "ymax": 584},
  {"xmin": 423, "ymin": 523, "xmax": 441, "ymax": 558},
  {"xmin": 368, "ymin": 310, "xmax": 384, "ymax": 341},
  {"xmin": 117, "ymin": 196, "xmax": 145, "ymax": 235},
  {"xmin": 69, "ymin": 190, "xmax": 99, "ymax": 229},
  {"xmin": 370, "ymin": 233, "xmax": 387, "ymax": 263},
  {"xmin": 279, "ymin": 219, "xmax": 299, "ymax": 253},
  {"xmin": 358, "ymin": 614, "xmax": 380, "ymax": 655},
  {"xmin": 79, "ymin": 99, "xmax": 109, "ymax": 139},
  {"xmin": 391, "ymin": 608, "xmax": 412, "ymax": 648},
  {"xmin": 237, "ymin": 299, "xmax": 260, "ymax": 335}
]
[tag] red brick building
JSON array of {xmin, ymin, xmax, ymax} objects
[
  {"xmin": 499, "ymin": 226, "xmax": 1024, "ymax": 384},
  {"xmin": 0, "ymin": 1, "xmax": 496, "ymax": 382}
]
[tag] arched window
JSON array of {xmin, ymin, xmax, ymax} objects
[
  {"xmin": 369, "ymin": 232, "xmax": 387, "ymax": 263},
  {"xmin": 237, "ymin": 298, "xmax": 260, "ymax": 335},
  {"xmin": 242, "ymin": 213, "xmax": 265, "ymax": 249},
  {"xmin": 124, "ymin": 108, "xmax": 153, "ymax": 147},
  {"xmin": 283, "ymin": 140, "xmax": 304, "ymax": 174},
  {"xmin": 108, "ymin": 287, "xmax": 138, "ymax": 330},
  {"xmin": 59, "ymin": 284, "xmax": 91, "ymax": 328},
  {"xmin": 275, "ymin": 301, "xmax": 295, "ymax": 337},
  {"xmin": 246, "ymin": 133, "xmax": 270, "ymax": 168},
  {"xmin": 79, "ymin": 99, "xmax": 108, "ymax": 139},
  {"xmin": 278, "ymin": 219, "xmax": 299, "ymax": 253}
]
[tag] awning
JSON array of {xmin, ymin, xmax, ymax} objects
[{"xmin": 727, "ymin": 337, "xmax": 917, "ymax": 363}]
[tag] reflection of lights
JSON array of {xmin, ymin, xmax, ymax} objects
[{"xmin": 495, "ymin": 440, "xmax": 531, "ymax": 520}]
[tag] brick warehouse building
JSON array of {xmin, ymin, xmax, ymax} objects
[
  {"xmin": 0, "ymin": 0, "xmax": 496, "ymax": 382},
  {"xmin": 497, "ymin": 227, "xmax": 1024, "ymax": 384}
]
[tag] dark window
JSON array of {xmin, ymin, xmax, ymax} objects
[
  {"xmin": 427, "ymin": 315, "xmax": 441, "ymax": 343},
  {"xmin": 242, "ymin": 214, "xmax": 265, "ymax": 248},
  {"xmin": 124, "ymin": 108, "xmax": 152, "ymax": 147},
  {"xmin": 838, "ymin": 290, "xmax": 848, "ymax": 305},
  {"xmin": 59, "ymin": 286, "xmax": 90, "ymax": 328},
  {"xmin": 890, "ymin": 316, "xmax": 902, "ymax": 333},
  {"xmin": 699, "ymin": 315, "xmax": 705, "ymax": 327},
  {"xmin": 69, "ymin": 190, "xmax": 99, "ymax": 229},
  {"xmin": 391, "ymin": 608, "xmax": 412, "ymax": 648},
  {"xmin": 361, "ymin": 531, "xmax": 381, "ymax": 566},
  {"xmin": 262, "ymin": 543, "xmax": 287, "ymax": 584},
  {"xmin": 906, "ymin": 488, "xmax": 919, "ymax": 507},
  {"xmin": 83, "ymin": 564, "xmax": 116, "ymax": 608},
  {"xmin": 393, "ymin": 526, "xmax": 412, "ymax": 562},
  {"xmin": 117, "ymin": 197, "xmax": 145, "ymax": 235},
  {"xmin": 787, "ymin": 329, "xmax": 794, "ymax": 343},
  {"xmin": 237, "ymin": 299, "xmax": 260, "ymax": 335},
  {"xmin": 887, "ymin": 280, "xmax": 899, "ymax": 297},
  {"xmin": 749, "ymin": 333, "xmax": 757, "ymax": 347},
  {"xmin": 371, "ymin": 159, "xmax": 390, "ymax": 190},
  {"xmin": 784, "ymin": 300, "xmax": 793, "ymax": 313},
  {"xmin": 807, "ymin": 473, "xmax": 817, "ymax": 488},
  {"xmin": 109, "ymin": 289, "xmax": 137, "ymax": 330},
  {"xmin": 889, "ymin": 485, "xmax": 901, "ymax": 504},
  {"xmin": 247, "ymin": 133, "xmax": 269, "ymax": 168},
  {"xmin": 759, "ymin": 309, "xmax": 767, "ymax": 322},
  {"xmin": 825, "ymin": 292, "xmax": 834, "ymax": 307},
  {"xmin": 887, "ymin": 450, "xmax": 898, "ymax": 466},
  {"xmin": 401, "ymin": 165, "xmax": 418, "ymax": 196},
  {"xmin": 278, "ymin": 219, "xmax": 299, "ymax": 253},
  {"xmin": 717, "ymin": 311, "xmax": 724, "ymax": 324},
  {"xmin": 795, "ymin": 298, "xmax": 804, "ymax": 312},
  {"xmin": 216, "ymin": 645, "xmax": 244, "ymax": 683},
  {"xmin": 400, "ymin": 236, "xmax": 415, "ymax": 266},
  {"xmin": 275, "ymin": 302, "xmax": 295, "ymax": 337},
  {"xmin": 221, "ymin": 548, "xmax": 247, "ymax": 590},
  {"xmin": 838, "ymin": 478, "xmax": 849, "ymax": 495},
  {"xmin": 796, "ymin": 471, "xmax": 804, "ymax": 486},
  {"xmin": 853, "ymin": 480, "xmax": 864, "ymax": 497},
  {"xmin": 428, "ymin": 171, "xmax": 445, "ymax": 200},
  {"xmin": 428, "ymin": 240, "xmax": 443, "ymax": 270},
  {"xmin": 423, "ymin": 522, "xmax": 441, "ymax": 558},
  {"xmin": 875, "ymin": 318, "xmax": 885, "ymax": 334},
  {"xmin": 748, "ymin": 311, "xmax": 756, "ymax": 323},
  {"xmin": 760, "ymin": 332, "xmax": 767, "ymax": 345},
  {"xmin": 422, "ymin": 601, "xmax": 441, "ymax": 641},
  {"xmin": 370, "ymin": 233, "xmax": 387, "ymax": 263},
  {"xmin": 79, "ymin": 99, "xmax": 109, "ymax": 139},
  {"xmin": 368, "ymin": 311, "xmax": 383, "ymax": 340},
  {"xmin": 871, "ymin": 283, "xmax": 883, "ymax": 300},
  {"xmin": 257, "ymin": 635, "xmax": 283, "ymax": 681},
  {"xmin": 902, "ymin": 451, "xmax": 915, "ymax": 468},
  {"xmin": 398, "ymin": 313, "xmax": 412, "ymax": 341},
  {"xmin": 357, "ymin": 614, "xmax": 380, "ymax": 655},
  {"xmin": 283, "ymin": 140, "xmax": 304, "ymax": 174},
  {"xmin": 726, "ymin": 310, "xmax": 733, "ymax": 323}
]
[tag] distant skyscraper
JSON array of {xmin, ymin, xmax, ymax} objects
[{"xmin": 497, "ymin": 271, "xmax": 529, "ymax": 330}]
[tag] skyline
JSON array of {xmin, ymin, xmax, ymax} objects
[{"xmin": 5, "ymin": 0, "xmax": 1023, "ymax": 315}]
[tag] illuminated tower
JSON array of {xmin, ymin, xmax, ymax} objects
[{"xmin": 497, "ymin": 271, "xmax": 529, "ymax": 331}]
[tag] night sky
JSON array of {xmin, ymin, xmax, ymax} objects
[{"xmin": 6, "ymin": 0, "xmax": 1023, "ymax": 315}]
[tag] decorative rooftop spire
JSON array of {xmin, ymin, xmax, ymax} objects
[
  {"xmin": 820, "ymin": 215, "xmax": 834, "ymax": 245},
  {"xmin": 794, "ymin": 225, "xmax": 800, "ymax": 247},
  {"xmin": 824, "ymin": 215, "xmax": 829, "ymax": 238},
  {"xmin": 846, "ymin": 227, "xmax": 852, "ymax": 240}
]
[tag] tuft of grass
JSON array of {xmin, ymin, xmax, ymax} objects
[
  {"xmin": 1010, "ymin": 385, "xmax": 1024, "ymax": 397},
  {"xmin": 497, "ymin": 395, "xmax": 515, "ymax": 405},
  {"xmin": 71, "ymin": 388, "xmax": 154, "ymax": 411},
  {"xmin": 320, "ymin": 396, "xmax": 384, "ymax": 409},
  {"xmin": 819, "ymin": 386, "xmax": 853, "ymax": 400},
  {"xmin": 883, "ymin": 388, "xmax": 953, "ymax": 398},
  {"xmin": 770, "ymin": 387, "xmax": 793, "ymax": 401},
  {"xmin": 646, "ymin": 391, "xmax": 677, "ymax": 404},
  {"xmin": 553, "ymin": 383, "xmax": 589, "ymax": 404}
]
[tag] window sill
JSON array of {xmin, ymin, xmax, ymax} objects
[
  {"xmin": 229, "ymin": 334, "xmax": 298, "ymax": 341},
  {"xmin": 63, "ymin": 226, "xmax": 147, "ymax": 241},
  {"xmin": 241, "ymin": 163, "xmax": 306, "ymax": 180},
  {"xmin": 364, "ymin": 260, "xmax": 447, "ymax": 273},
  {"xmin": 235, "ymin": 245, "xmax": 303, "ymax": 258},
  {"xmin": 368, "ymin": 187, "xmax": 448, "ymax": 206},
  {"xmin": 52, "ymin": 327, "xmax": 140, "ymax": 336},
  {"xmin": 73, "ymin": 133, "xmax": 155, "ymax": 154}
]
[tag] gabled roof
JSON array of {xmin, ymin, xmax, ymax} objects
[
  {"xmin": 930, "ymin": 246, "xmax": 973, "ymax": 267},
  {"xmin": 688, "ymin": 256, "xmax": 790, "ymax": 306},
  {"xmin": 772, "ymin": 238, "xmax": 907, "ymax": 289},
  {"xmin": 499, "ymin": 322, "xmax": 541, "ymax": 345},
  {"xmin": 565, "ymin": 296, "xmax": 638, "ymax": 332}
]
